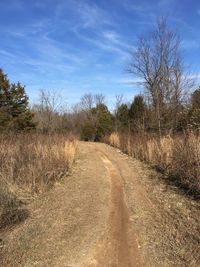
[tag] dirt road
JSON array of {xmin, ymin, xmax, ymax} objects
[{"xmin": 1, "ymin": 142, "xmax": 200, "ymax": 267}]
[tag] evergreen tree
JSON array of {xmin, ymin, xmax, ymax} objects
[
  {"xmin": 191, "ymin": 87, "xmax": 200, "ymax": 109},
  {"xmin": 116, "ymin": 103, "xmax": 129, "ymax": 132},
  {"xmin": 0, "ymin": 69, "xmax": 35, "ymax": 131},
  {"xmin": 91, "ymin": 103, "xmax": 114, "ymax": 141},
  {"xmin": 129, "ymin": 95, "xmax": 146, "ymax": 132},
  {"xmin": 185, "ymin": 87, "xmax": 200, "ymax": 129}
]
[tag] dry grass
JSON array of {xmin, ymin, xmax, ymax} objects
[
  {"xmin": 0, "ymin": 133, "xmax": 77, "ymax": 229},
  {"xmin": 109, "ymin": 132, "xmax": 120, "ymax": 148},
  {"xmin": 109, "ymin": 132, "xmax": 200, "ymax": 197}
]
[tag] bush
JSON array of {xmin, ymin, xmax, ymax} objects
[{"xmin": 81, "ymin": 123, "xmax": 96, "ymax": 141}]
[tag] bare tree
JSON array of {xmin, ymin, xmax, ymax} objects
[
  {"xmin": 80, "ymin": 93, "xmax": 106, "ymax": 110},
  {"xmin": 115, "ymin": 94, "xmax": 124, "ymax": 111},
  {"xmin": 33, "ymin": 89, "xmax": 63, "ymax": 133},
  {"xmin": 127, "ymin": 17, "xmax": 194, "ymax": 135},
  {"xmin": 80, "ymin": 93, "xmax": 94, "ymax": 111},
  {"xmin": 94, "ymin": 93, "xmax": 105, "ymax": 106}
]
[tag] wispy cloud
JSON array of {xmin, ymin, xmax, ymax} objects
[
  {"xmin": 121, "ymin": 1, "xmax": 145, "ymax": 12},
  {"xmin": 102, "ymin": 31, "xmax": 131, "ymax": 49},
  {"xmin": 117, "ymin": 77, "xmax": 143, "ymax": 85},
  {"xmin": 182, "ymin": 39, "xmax": 200, "ymax": 49},
  {"xmin": 55, "ymin": 0, "xmax": 111, "ymax": 30},
  {"xmin": 72, "ymin": 27, "xmax": 131, "ymax": 59},
  {"xmin": 76, "ymin": 1, "xmax": 110, "ymax": 28},
  {"xmin": 0, "ymin": 49, "xmax": 16, "ymax": 58},
  {"xmin": 189, "ymin": 73, "xmax": 200, "ymax": 81}
]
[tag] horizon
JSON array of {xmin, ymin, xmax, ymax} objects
[{"xmin": 0, "ymin": 0, "xmax": 200, "ymax": 108}]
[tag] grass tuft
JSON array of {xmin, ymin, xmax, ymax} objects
[{"xmin": 109, "ymin": 132, "xmax": 120, "ymax": 148}]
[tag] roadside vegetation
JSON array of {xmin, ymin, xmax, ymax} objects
[
  {"xmin": 0, "ymin": 69, "xmax": 77, "ymax": 230},
  {"xmin": 109, "ymin": 132, "xmax": 200, "ymax": 198},
  {"xmin": 0, "ymin": 133, "xmax": 76, "ymax": 230}
]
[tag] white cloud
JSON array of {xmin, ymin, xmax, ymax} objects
[
  {"xmin": 74, "ymin": 30, "xmax": 130, "ymax": 59},
  {"xmin": 72, "ymin": 26, "xmax": 132, "ymax": 60},
  {"xmin": 117, "ymin": 77, "xmax": 143, "ymax": 85},
  {"xmin": 189, "ymin": 73, "xmax": 200, "ymax": 81},
  {"xmin": 103, "ymin": 31, "xmax": 120, "ymax": 43},
  {"xmin": 55, "ymin": 0, "xmax": 111, "ymax": 30},
  {"xmin": 182, "ymin": 39, "xmax": 200, "ymax": 49},
  {"xmin": 102, "ymin": 30, "xmax": 131, "ymax": 49},
  {"xmin": 121, "ymin": 1, "xmax": 145, "ymax": 12},
  {"xmin": 77, "ymin": 2, "xmax": 110, "ymax": 28},
  {"xmin": 0, "ymin": 49, "xmax": 16, "ymax": 58}
]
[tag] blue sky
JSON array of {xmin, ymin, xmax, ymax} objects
[{"xmin": 0, "ymin": 0, "xmax": 200, "ymax": 108}]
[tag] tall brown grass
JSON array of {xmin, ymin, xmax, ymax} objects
[
  {"xmin": 0, "ymin": 133, "xmax": 77, "ymax": 229},
  {"xmin": 109, "ymin": 132, "xmax": 200, "ymax": 197},
  {"xmin": 109, "ymin": 132, "xmax": 120, "ymax": 148},
  {"xmin": 0, "ymin": 133, "xmax": 77, "ymax": 194}
]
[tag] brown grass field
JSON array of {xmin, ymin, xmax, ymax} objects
[{"xmin": 0, "ymin": 133, "xmax": 77, "ymax": 230}]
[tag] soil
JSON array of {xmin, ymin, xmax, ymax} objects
[{"xmin": 0, "ymin": 142, "xmax": 199, "ymax": 267}]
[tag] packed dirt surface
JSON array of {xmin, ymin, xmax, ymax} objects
[{"xmin": 0, "ymin": 142, "xmax": 200, "ymax": 267}]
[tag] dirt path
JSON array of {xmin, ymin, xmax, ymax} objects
[
  {"xmin": 83, "ymin": 151, "xmax": 141, "ymax": 267},
  {"xmin": 0, "ymin": 142, "xmax": 199, "ymax": 267}
]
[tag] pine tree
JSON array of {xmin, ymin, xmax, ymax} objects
[
  {"xmin": 0, "ymin": 69, "xmax": 35, "ymax": 131},
  {"xmin": 185, "ymin": 87, "xmax": 200, "ymax": 129},
  {"xmin": 116, "ymin": 103, "xmax": 129, "ymax": 131},
  {"xmin": 129, "ymin": 95, "xmax": 146, "ymax": 133},
  {"xmin": 91, "ymin": 103, "xmax": 114, "ymax": 141}
]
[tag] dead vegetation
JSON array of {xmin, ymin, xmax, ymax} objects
[
  {"xmin": 109, "ymin": 132, "xmax": 120, "ymax": 148},
  {"xmin": 0, "ymin": 133, "xmax": 77, "ymax": 230},
  {"xmin": 109, "ymin": 132, "xmax": 200, "ymax": 198}
]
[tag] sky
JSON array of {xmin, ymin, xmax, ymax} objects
[{"xmin": 0, "ymin": 0, "xmax": 200, "ymax": 108}]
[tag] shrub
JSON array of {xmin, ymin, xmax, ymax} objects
[{"xmin": 81, "ymin": 123, "xmax": 96, "ymax": 141}]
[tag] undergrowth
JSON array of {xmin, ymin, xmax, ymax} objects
[
  {"xmin": 109, "ymin": 132, "xmax": 200, "ymax": 199},
  {"xmin": 0, "ymin": 133, "xmax": 77, "ymax": 229}
]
